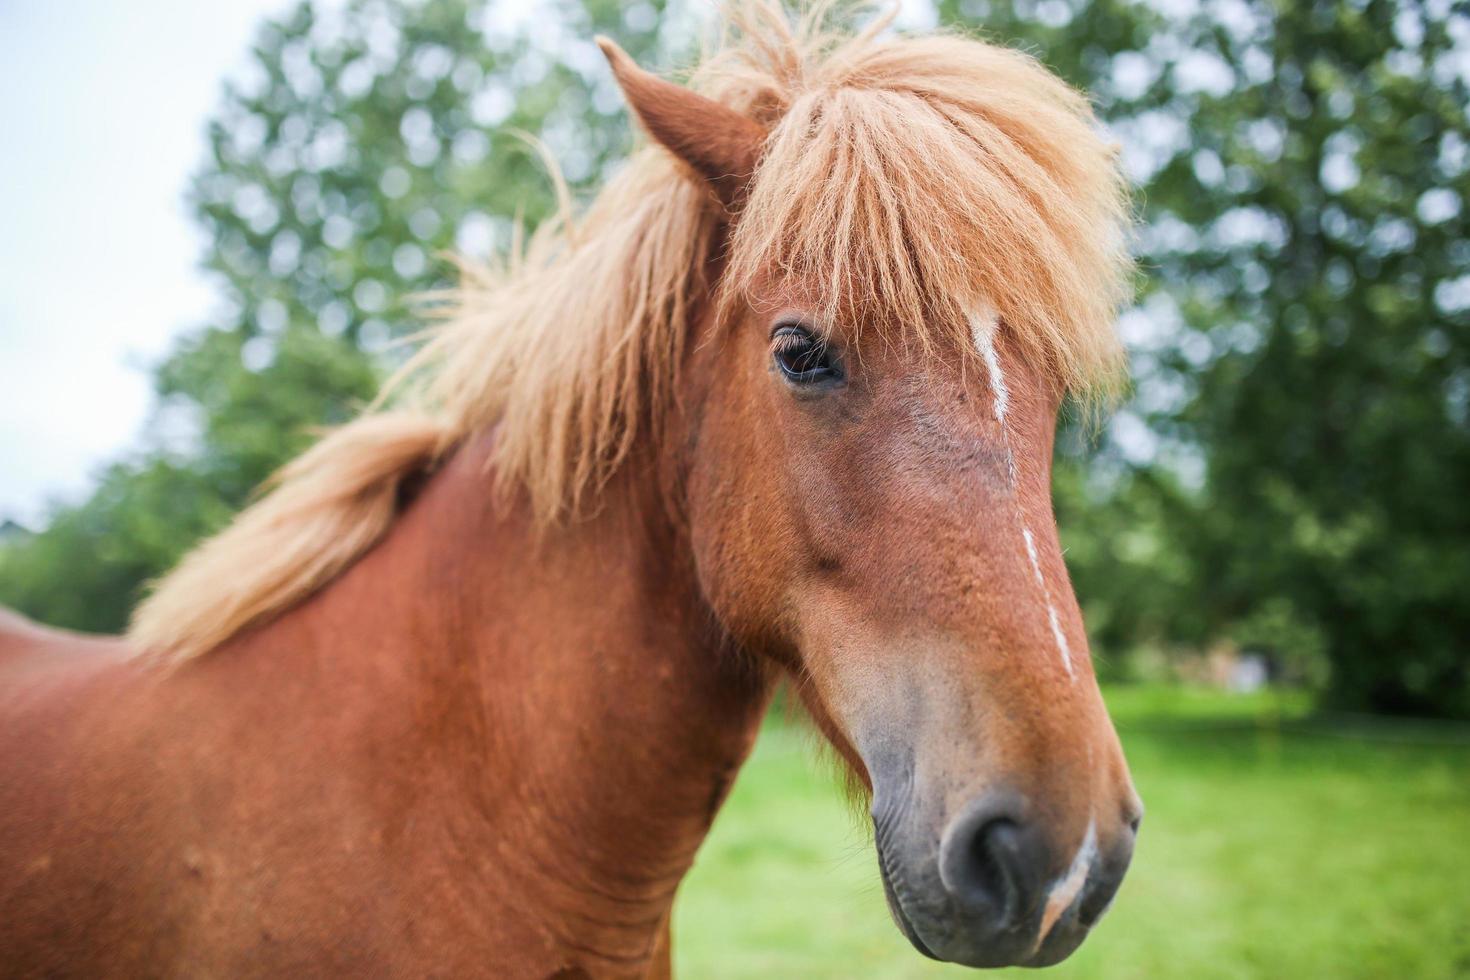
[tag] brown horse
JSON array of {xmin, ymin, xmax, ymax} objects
[{"xmin": 0, "ymin": 5, "xmax": 1141, "ymax": 976}]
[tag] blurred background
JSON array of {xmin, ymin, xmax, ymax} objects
[{"xmin": 1, "ymin": 0, "xmax": 1467, "ymax": 976}]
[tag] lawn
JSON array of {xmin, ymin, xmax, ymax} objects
[{"xmin": 672, "ymin": 686, "xmax": 1470, "ymax": 979}]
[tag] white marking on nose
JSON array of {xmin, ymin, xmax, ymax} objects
[
  {"xmin": 1037, "ymin": 817, "xmax": 1097, "ymax": 948},
  {"xmin": 1023, "ymin": 527, "xmax": 1076, "ymax": 678},
  {"xmin": 1021, "ymin": 526, "xmax": 1046, "ymax": 587},
  {"xmin": 1045, "ymin": 605, "xmax": 1076, "ymax": 678}
]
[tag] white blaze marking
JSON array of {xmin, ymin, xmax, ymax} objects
[
  {"xmin": 1023, "ymin": 527, "xmax": 1076, "ymax": 678},
  {"xmin": 968, "ymin": 308, "xmax": 1009, "ymax": 424},
  {"xmin": 972, "ymin": 304, "xmax": 1076, "ymax": 681},
  {"xmin": 1021, "ymin": 526, "xmax": 1046, "ymax": 587},
  {"xmin": 1045, "ymin": 605, "xmax": 1076, "ymax": 677},
  {"xmin": 1037, "ymin": 817, "xmax": 1098, "ymax": 948}
]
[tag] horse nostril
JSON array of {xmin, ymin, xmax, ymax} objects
[
  {"xmin": 969, "ymin": 818, "xmax": 1024, "ymax": 917},
  {"xmin": 939, "ymin": 792, "xmax": 1046, "ymax": 931},
  {"xmin": 1123, "ymin": 797, "xmax": 1144, "ymax": 836}
]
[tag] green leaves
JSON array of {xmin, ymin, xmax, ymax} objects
[
  {"xmin": 939, "ymin": 0, "xmax": 1470, "ymax": 715},
  {"xmin": 0, "ymin": 0, "xmax": 668, "ymax": 634},
  {"xmin": 3, "ymin": 0, "xmax": 1466, "ymax": 715}
]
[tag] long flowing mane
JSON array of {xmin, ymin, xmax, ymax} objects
[{"xmin": 130, "ymin": 0, "xmax": 1131, "ymax": 661}]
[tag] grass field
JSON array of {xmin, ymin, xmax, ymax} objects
[{"xmin": 672, "ymin": 687, "xmax": 1470, "ymax": 979}]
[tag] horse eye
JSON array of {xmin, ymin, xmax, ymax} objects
[{"xmin": 771, "ymin": 325, "xmax": 841, "ymax": 384}]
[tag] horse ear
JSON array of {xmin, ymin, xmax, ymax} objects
[{"xmin": 596, "ymin": 37, "xmax": 766, "ymax": 210}]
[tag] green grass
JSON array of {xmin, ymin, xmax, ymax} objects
[{"xmin": 672, "ymin": 686, "xmax": 1470, "ymax": 979}]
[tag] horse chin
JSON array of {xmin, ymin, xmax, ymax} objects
[
  {"xmin": 883, "ymin": 888, "xmax": 1093, "ymax": 970},
  {"xmin": 1023, "ymin": 921, "xmax": 1092, "ymax": 968},
  {"xmin": 875, "ymin": 840, "xmax": 941, "ymax": 961},
  {"xmin": 873, "ymin": 833, "xmax": 1097, "ymax": 970}
]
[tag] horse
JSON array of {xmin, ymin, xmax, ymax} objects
[{"xmin": 0, "ymin": 4, "xmax": 1141, "ymax": 975}]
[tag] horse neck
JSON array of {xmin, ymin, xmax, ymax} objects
[{"xmin": 256, "ymin": 430, "xmax": 773, "ymax": 962}]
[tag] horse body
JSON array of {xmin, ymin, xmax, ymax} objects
[
  {"xmin": 2, "ymin": 5, "xmax": 1144, "ymax": 974},
  {"xmin": 0, "ymin": 437, "xmax": 768, "ymax": 977}
]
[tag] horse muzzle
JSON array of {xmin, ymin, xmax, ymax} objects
[{"xmin": 873, "ymin": 786, "xmax": 1139, "ymax": 968}]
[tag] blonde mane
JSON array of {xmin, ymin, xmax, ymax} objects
[{"xmin": 130, "ymin": 1, "xmax": 1132, "ymax": 661}]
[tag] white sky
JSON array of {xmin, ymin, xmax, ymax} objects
[{"xmin": 0, "ymin": 0, "xmax": 300, "ymax": 527}]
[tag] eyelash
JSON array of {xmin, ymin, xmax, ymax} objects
[{"xmin": 771, "ymin": 325, "xmax": 841, "ymax": 384}]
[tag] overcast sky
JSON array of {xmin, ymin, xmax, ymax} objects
[
  {"xmin": 0, "ymin": 0, "xmax": 941, "ymax": 530},
  {"xmin": 0, "ymin": 0, "xmax": 303, "ymax": 526}
]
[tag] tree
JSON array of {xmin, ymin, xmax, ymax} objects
[
  {"xmin": 937, "ymin": 0, "xmax": 1470, "ymax": 715},
  {"xmin": 6, "ymin": 0, "xmax": 1468, "ymax": 717},
  {"xmin": 1171, "ymin": 1, "xmax": 1470, "ymax": 716},
  {"xmin": 0, "ymin": 0, "xmax": 669, "ymax": 632}
]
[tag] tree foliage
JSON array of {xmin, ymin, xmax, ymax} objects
[
  {"xmin": 2, "ymin": 0, "xmax": 1466, "ymax": 715},
  {"xmin": 1, "ymin": 0, "xmax": 664, "ymax": 631},
  {"xmin": 930, "ymin": 0, "xmax": 1470, "ymax": 715}
]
